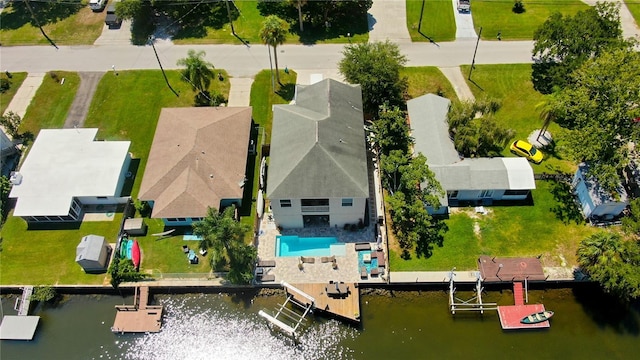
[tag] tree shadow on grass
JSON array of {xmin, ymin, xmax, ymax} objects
[
  {"xmin": 548, "ymin": 179, "xmax": 585, "ymax": 225},
  {"xmin": 275, "ymin": 83, "xmax": 295, "ymax": 101},
  {"xmin": 0, "ymin": 2, "xmax": 83, "ymax": 30}
]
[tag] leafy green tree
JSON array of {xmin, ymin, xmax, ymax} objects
[
  {"xmin": 0, "ymin": 111, "xmax": 21, "ymax": 138},
  {"xmin": 115, "ymin": 0, "xmax": 142, "ymax": 20},
  {"xmin": 577, "ymin": 232, "xmax": 640, "ymax": 302},
  {"xmin": 177, "ymin": 49, "xmax": 215, "ymax": 104},
  {"xmin": 192, "ymin": 206, "xmax": 256, "ymax": 284},
  {"xmin": 622, "ymin": 198, "xmax": 640, "ymax": 237},
  {"xmin": 109, "ymin": 258, "xmax": 146, "ymax": 289},
  {"xmin": 549, "ymin": 47, "xmax": 640, "ymax": 191},
  {"xmin": 448, "ymin": 99, "xmax": 513, "ymax": 158},
  {"xmin": 531, "ymin": 2, "xmax": 626, "ymax": 93},
  {"xmin": 260, "ymin": 15, "xmax": 289, "ymax": 84},
  {"xmin": 339, "ymin": 41, "xmax": 408, "ymax": 116},
  {"xmin": 370, "ymin": 105, "xmax": 412, "ymax": 155}
]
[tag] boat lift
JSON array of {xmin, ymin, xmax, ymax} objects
[
  {"xmin": 449, "ymin": 269, "xmax": 497, "ymax": 314},
  {"xmin": 258, "ymin": 281, "xmax": 315, "ymax": 339}
]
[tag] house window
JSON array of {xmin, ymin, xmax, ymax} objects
[
  {"xmin": 504, "ymin": 190, "xmax": 529, "ymax": 196},
  {"xmin": 167, "ymin": 218, "xmax": 179, "ymax": 222},
  {"xmin": 301, "ymin": 199, "xmax": 329, "ymax": 206},
  {"xmin": 342, "ymin": 198, "xmax": 353, "ymax": 207},
  {"xmin": 448, "ymin": 191, "xmax": 459, "ymax": 199},
  {"xmin": 177, "ymin": 218, "xmax": 187, "ymax": 222},
  {"xmin": 479, "ymin": 190, "xmax": 493, "ymax": 198},
  {"xmin": 97, "ymin": 196, "xmax": 108, "ymax": 200},
  {"xmin": 280, "ymin": 200, "xmax": 292, "ymax": 208}
]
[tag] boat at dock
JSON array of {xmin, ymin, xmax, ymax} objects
[{"xmin": 521, "ymin": 310, "xmax": 554, "ymax": 324}]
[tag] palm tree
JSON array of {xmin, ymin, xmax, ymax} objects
[
  {"xmin": 176, "ymin": 49, "xmax": 215, "ymax": 97},
  {"xmin": 260, "ymin": 15, "xmax": 289, "ymax": 84},
  {"xmin": 535, "ymin": 98, "xmax": 557, "ymax": 142}
]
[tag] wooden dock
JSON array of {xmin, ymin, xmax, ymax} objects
[
  {"xmin": 497, "ymin": 282, "xmax": 550, "ymax": 330},
  {"xmin": 290, "ymin": 283, "xmax": 360, "ymax": 322},
  {"xmin": 111, "ymin": 286, "xmax": 163, "ymax": 333}
]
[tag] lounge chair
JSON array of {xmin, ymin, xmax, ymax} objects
[
  {"xmin": 260, "ymin": 274, "xmax": 275, "ymax": 282},
  {"xmin": 360, "ymin": 266, "xmax": 368, "ymax": 279},
  {"xmin": 300, "ymin": 256, "xmax": 315, "ymax": 264},
  {"xmin": 355, "ymin": 243, "xmax": 371, "ymax": 251},
  {"xmin": 370, "ymin": 268, "xmax": 380, "ymax": 277},
  {"xmin": 332, "ymin": 258, "xmax": 338, "ymax": 270},
  {"xmin": 257, "ymin": 260, "xmax": 276, "ymax": 267},
  {"xmin": 321, "ymin": 256, "xmax": 331, "ymax": 263}
]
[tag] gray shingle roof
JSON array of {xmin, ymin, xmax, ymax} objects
[
  {"xmin": 407, "ymin": 94, "xmax": 458, "ymax": 165},
  {"xmin": 267, "ymin": 79, "xmax": 369, "ymax": 199}
]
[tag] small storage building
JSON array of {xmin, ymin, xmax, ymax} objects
[
  {"xmin": 573, "ymin": 162, "xmax": 628, "ymax": 219},
  {"xmin": 123, "ymin": 218, "xmax": 147, "ymax": 236},
  {"xmin": 76, "ymin": 234, "xmax": 110, "ymax": 273}
]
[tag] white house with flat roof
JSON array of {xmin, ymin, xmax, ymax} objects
[
  {"xmin": 9, "ymin": 128, "xmax": 131, "ymax": 223},
  {"xmin": 407, "ymin": 94, "xmax": 536, "ymax": 215}
]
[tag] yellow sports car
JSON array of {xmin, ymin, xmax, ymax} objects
[{"xmin": 509, "ymin": 140, "xmax": 543, "ymax": 164}]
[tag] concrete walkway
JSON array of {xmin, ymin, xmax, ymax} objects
[
  {"xmin": 368, "ymin": 0, "xmax": 412, "ymax": 43},
  {"xmin": 64, "ymin": 72, "xmax": 105, "ymax": 128},
  {"xmin": 93, "ymin": 20, "xmax": 133, "ymax": 46},
  {"xmin": 438, "ymin": 66, "xmax": 475, "ymax": 101},
  {"xmin": 2, "ymin": 73, "xmax": 46, "ymax": 119},
  {"xmin": 227, "ymin": 78, "xmax": 253, "ymax": 107},
  {"xmin": 581, "ymin": 0, "xmax": 640, "ymax": 40}
]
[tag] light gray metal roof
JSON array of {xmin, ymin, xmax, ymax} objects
[
  {"xmin": 76, "ymin": 234, "xmax": 106, "ymax": 262},
  {"xmin": 267, "ymin": 79, "xmax": 369, "ymax": 199},
  {"xmin": 408, "ymin": 94, "xmax": 535, "ymax": 193},
  {"xmin": 407, "ymin": 94, "xmax": 458, "ymax": 165}
]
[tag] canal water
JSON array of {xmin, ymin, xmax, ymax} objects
[{"xmin": 1, "ymin": 285, "xmax": 639, "ymax": 360}]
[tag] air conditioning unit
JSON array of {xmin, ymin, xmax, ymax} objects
[{"xmin": 10, "ymin": 171, "xmax": 22, "ymax": 185}]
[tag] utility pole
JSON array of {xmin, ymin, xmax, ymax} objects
[
  {"xmin": 149, "ymin": 36, "xmax": 179, "ymax": 97},
  {"xmin": 267, "ymin": 45, "xmax": 275, "ymax": 93},
  {"xmin": 24, "ymin": 0, "xmax": 58, "ymax": 49},
  {"xmin": 468, "ymin": 26, "xmax": 482, "ymax": 80},
  {"xmin": 225, "ymin": 0, "xmax": 236, "ymax": 36}
]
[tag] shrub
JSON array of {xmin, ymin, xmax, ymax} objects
[
  {"xmin": 0, "ymin": 77, "xmax": 10, "ymax": 93},
  {"xmin": 48, "ymin": 71, "xmax": 60, "ymax": 83},
  {"xmin": 0, "ymin": 111, "xmax": 22, "ymax": 138},
  {"xmin": 513, "ymin": 0, "xmax": 526, "ymax": 14}
]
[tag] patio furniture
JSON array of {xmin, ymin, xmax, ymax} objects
[
  {"xmin": 332, "ymin": 258, "xmax": 338, "ymax": 270},
  {"xmin": 182, "ymin": 245, "xmax": 189, "ymax": 253},
  {"xmin": 257, "ymin": 260, "xmax": 276, "ymax": 267},
  {"xmin": 259, "ymin": 274, "xmax": 275, "ymax": 282},
  {"xmin": 370, "ymin": 268, "xmax": 380, "ymax": 277},
  {"xmin": 325, "ymin": 282, "xmax": 349, "ymax": 297},
  {"xmin": 363, "ymin": 253, "xmax": 372, "ymax": 263},
  {"xmin": 300, "ymin": 256, "xmax": 315, "ymax": 264},
  {"xmin": 355, "ymin": 243, "xmax": 371, "ymax": 251},
  {"xmin": 360, "ymin": 266, "xmax": 368, "ymax": 279},
  {"xmin": 321, "ymin": 255, "xmax": 336, "ymax": 263}
]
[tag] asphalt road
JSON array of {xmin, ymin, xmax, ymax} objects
[{"xmin": 0, "ymin": 40, "xmax": 534, "ymax": 78}]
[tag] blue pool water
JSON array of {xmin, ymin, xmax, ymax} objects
[
  {"xmin": 358, "ymin": 251, "xmax": 378, "ymax": 275},
  {"xmin": 276, "ymin": 235, "xmax": 345, "ymax": 257}
]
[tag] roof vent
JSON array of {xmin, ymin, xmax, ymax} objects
[{"xmin": 9, "ymin": 171, "xmax": 22, "ymax": 185}]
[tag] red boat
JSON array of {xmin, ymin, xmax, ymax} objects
[{"xmin": 132, "ymin": 239, "xmax": 141, "ymax": 270}]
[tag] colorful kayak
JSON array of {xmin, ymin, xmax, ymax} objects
[
  {"xmin": 132, "ymin": 239, "xmax": 141, "ymax": 269},
  {"xmin": 521, "ymin": 310, "xmax": 554, "ymax": 324}
]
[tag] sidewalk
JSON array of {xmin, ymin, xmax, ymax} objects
[
  {"xmin": 438, "ymin": 66, "xmax": 475, "ymax": 101},
  {"xmin": 2, "ymin": 73, "xmax": 46, "ymax": 119},
  {"xmin": 581, "ymin": 0, "xmax": 640, "ymax": 40}
]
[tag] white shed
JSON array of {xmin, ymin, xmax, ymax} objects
[
  {"xmin": 573, "ymin": 163, "xmax": 628, "ymax": 219},
  {"xmin": 76, "ymin": 235, "xmax": 109, "ymax": 273}
]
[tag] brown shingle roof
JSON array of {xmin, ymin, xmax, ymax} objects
[{"xmin": 139, "ymin": 107, "xmax": 252, "ymax": 218}]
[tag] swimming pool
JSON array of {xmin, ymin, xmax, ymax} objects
[{"xmin": 276, "ymin": 235, "xmax": 346, "ymax": 257}]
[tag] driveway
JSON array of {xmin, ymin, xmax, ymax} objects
[{"xmin": 63, "ymin": 72, "xmax": 105, "ymax": 128}]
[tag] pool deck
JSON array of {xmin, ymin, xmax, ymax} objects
[{"xmin": 255, "ymin": 216, "xmax": 386, "ymax": 285}]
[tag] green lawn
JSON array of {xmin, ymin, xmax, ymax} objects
[
  {"xmin": 242, "ymin": 70, "xmax": 297, "ymax": 228},
  {"xmin": 19, "ymin": 72, "xmax": 80, "ymax": 137},
  {"xmin": 0, "ymin": 3, "xmax": 105, "ymax": 46},
  {"xmin": 402, "ymin": 66, "xmax": 458, "ymax": 101},
  {"xmin": 471, "ymin": 0, "xmax": 590, "ymax": 40},
  {"xmin": 84, "ymin": 69, "xmax": 230, "ymax": 199},
  {"xmin": 0, "ymin": 213, "xmax": 123, "ymax": 285},
  {"xmin": 390, "ymin": 181, "xmax": 598, "ymax": 271},
  {"xmin": 462, "ymin": 63, "xmax": 575, "ymax": 174},
  {"xmin": 172, "ymin": 1, "xmax": 368, "ymax": 45},
  {"xmin": 0, "ymin": 72, "xmax": 27, "ymax": 115},
  {"xmin": 406, "ymin": 0, "xmax": 456, "ymax": 42},
  {"xmin": 625, "ymin": 1, "xmax": 640, "ymax": 26}
]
